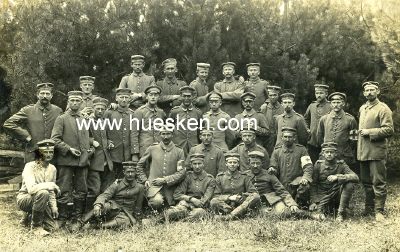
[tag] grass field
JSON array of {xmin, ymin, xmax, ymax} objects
[{"xmin": 0, "ymin": 181, "xmax": 399, "ymax": 252}]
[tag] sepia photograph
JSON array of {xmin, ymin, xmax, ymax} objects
[{"xmin": 0, "ymin": 0, "xmax": 399, "ymax": 251}]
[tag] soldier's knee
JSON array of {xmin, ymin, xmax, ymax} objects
[
  {"xmin": 273, "ymin": 201, "xmax": 287, "ymax": 215},
  {"xmin": 35, "ymin": 190, "xmax": 50, "ymax": 201},
  {"xmin": 148, "ymin": 193, "xmax": 164, "ymax": 210},
  {"xmin": 342, "ymin": 182, "xmax": 355, "ymax": 193},
  {"xmin": 210, "ymin": 198, "xmax": 220, "ymax": 208},
  {"xmin": 191, "ymin": 208, "xmax": 207, "ymax": 217}
]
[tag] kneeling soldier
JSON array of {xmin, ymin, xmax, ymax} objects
[
  {"xmin": 78, "ymin": 161, "xmax": 145, "ymax": 229},
  {"xmin": 210, "ymin": 152, "xmax": 260, "ymax": 221},
  {"xmin": 309, "ymin": 142, "xmax": 359, "ymax": 221},
  {"xmin": 164, "ymin": 153, "xmax": 216, "ymax": 222},
  {"xmin": 17, "ymin": 139, "xmax": 59, "ymax": 236}
]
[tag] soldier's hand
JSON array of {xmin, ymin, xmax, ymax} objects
[
  {"xmin": 359, "ymin": 129, "xmax": 369, "ymax": 137},
  {"xmin": 327, "ymin": 175, "xmax": 338, "ymax": 182},
  {"xmin": 309, "ymin": 203, "xmax": 318, "ymax": 211},
  {"xmin": 93, "ymin": 140, "xmax": 100, "ymax": 148},
  {"xmin": 290, "ymin": 205, "xmax": 299, "ymax": 213},
  {"xmin": 300, "ymin": 178, "xmax": 309, "ymax": 185},
  {"xmin": 51, "ymin": 207, "xmax": 59, "ymax": 219},
  {"xmin": 70, "ymin": 148, "xmax": 81, "ymax": 157},
  {"xmin": 93, "ymin": 205, "xmax": 102, "ymax": 217},
  {"xmin": 152, "ymin": 178, "xmax": 166, "ymax": 186},
  {"xmin": 268, "ymin": 167, "xmax": 276, "ymax": 175},
  {"xmin": 144, "ymin": 180, "xmax": 150, "ymax": 188},
  {"xmin": 190, "ymin": 198, "xmax": 203, "ymax": 208},
  {"xmin": 108, "ymin": 141, "xmax": 115, "ymax": 149},
  {"xmin": 26, "ymin": 136, "xmax": 32, "ymax": 142},
  {"xmin": 132, "ymin": 154, "xmax": 139, "ymax": 162},
  {"xmin": 109, "ymin": 103, "xmax": 118, "ymax": 110},
  {"xmin": 228, "ymin": 194, "xmax": 242, "ymax": 202}
]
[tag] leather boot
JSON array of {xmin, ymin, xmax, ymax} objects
[
  {"xmin": 69, "ymin": 199, "xmax": 86, "ymax": 232},
  {"xmin": 363, "ymin": 187, "xmax": 375, "ymax": 216},
  {"xmin": 101, "ymin": 219, "xmax": 120, "ymax": 229},
  {"xmin": 85, "ymin": 197, "xmax": 96, "ymax": 213},
  {"xmin": 19, "ymin": 212, "xmax": 31, "ymax": 227},
  {"xmin": 31, "ymin": 210, "xmax": 50, "ymax": 236}
]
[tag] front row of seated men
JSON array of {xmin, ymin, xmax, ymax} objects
[{"xmin": 17, "ymin": 126, "xmax": 359, "ymax": 236}]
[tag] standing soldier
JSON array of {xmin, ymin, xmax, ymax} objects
[
  {"xmin": 186, "ymin": 128, "xmax": 226, "ymax": 177},
  {"xmin": 169, "ymin": 86, "xmax": 202, "ymax": 156},
  {"xmin": 260, "ymin": 85, "xmax": 284, "ymax": 155},
  {"xmin": 309, "ymin": 142, "xmax": 359, "ymax": 222},
  {"xmin": 202, "ymin": 92, "xmax": 231, "ymax": 151},
  {"xmin": 214, "ymin": 62, "xmax": 244, "ymax": 118},
  {"xmin": 86, "ymin": 97, "xmax": 114, "ymax": 211},
  {"xmin": 3, "ymin": 83, "xmax": 62, "ymax": 162},
  {"xmin": 17, "ymin": 139, "xmax": 59, "ymax": 236},
  {"xmin": 231, "ymin": 128, "xmax": 269, "ymax": 172},
  {"xmin": 78, "ymin": 76, "xmax": 98, "ymax": 112},
  {"xmin": 317, "ymin": 92, "xmax": 357, "ymax": 167},
  {"xmin": 131, "ymin": 85, "xmax": 166, "ymax": 158},
  {"xmin": 77, "ymin": 161, "xmax": 145, "ymax": 229},
  {"xmin": 210, "ymin": 152, "xmax": 260, "ymax": 221},
  {"xmin": 156, "ymin": 58, "xmax": 187, "ymax": 115},
  {"xmin": 243, "ymin": 63, "xmax": 269, "ymax": 111},
  {"xmin": 234, "ymin": 92, "xmax": 269, "ymax": 146},
  {"xmin": 268, "ymin": 127, "xmax": 313, "ymax": 207},
  {"xmin": 136, "ymin": 125, "xmax": 186, "ymax": 211},
  {"xmin": 190, "ymin": 63, "xmax": 211, "ymax": 113},
  {"xmin": 274, "ymin": 93, "xmax": 309, "ymax": 147},
  {"xmin": 163, "ymin": 153, "xmax": 216, "ymax": 222},
  {"xmin": 118, "ymin": 55, "xmax": 156, "ymax": 110},
  {"xmin": 358, "ymin": 81, "xmax": 394, "ymax": 221},
  {"xmin": 51, "ymin": 91, "xmax": 94, "ymax": 230},
  {"xmin": 304, "ymin": 84, "xmax": 331, "ymax": 163},
  {"xmin": 104, "ymin": 88, "xmax": 136, "ymax": 178}
]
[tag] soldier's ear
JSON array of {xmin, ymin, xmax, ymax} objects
[{"xmin": 376, "ymin": 88, "xmax": 381, "ymax": 95}]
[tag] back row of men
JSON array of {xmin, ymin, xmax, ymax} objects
[{"xmin": 3, "ymin": 55, "xmax": 394, "ymax": 236}]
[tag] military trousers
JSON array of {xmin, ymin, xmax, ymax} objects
[
  {"xmin": 16, "ymin": 190, "xmax": 57, "ymax": 231},
  {"xmin": 164, "ymin": 200, "xmax": 208, "ymax": 222},
  {"xmin": 210, "ymin": 193, "xmax": 260, "ymax": 218},
  {"xmin": 360, "ymin": 160, "xmax": 387, "ymax": 212},
  {"xmin": 56, "ymin": 165, "xmax": 88, "ymax": 204},
  {"xmin": 317, "ymin": 182, "xmax": 355, "ymax": 215},
  {"xmin": 87, "ymin": 166, "xmax": 115, "ymax": 198},
  {"xmin": 287, "ymin": 183, "xmax": 310, "ymax": 208}
]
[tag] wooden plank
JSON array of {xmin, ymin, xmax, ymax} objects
[
  {"xmin": 0, "ymin": 150, "xmax": 24, "ymax": 158},
  {"xmin": 0, "ymin": 166, "xmax": 23, "ymax": 172},
  {"xmin": 0, "ymin": 183, "xmax": 20, "ymax": 192},
  {"xmin": 8, "ymin": 175, "xmax": 22, "ymax": 184}
]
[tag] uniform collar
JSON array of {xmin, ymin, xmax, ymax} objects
[
  {"xmin": 181, "ymin": 104, "xmax": 194, "ymax": 112},
  {"xmin": 160, "ymin": 141, "xmax": 175, "ymax": 151},
  {"xmin": 122, "ymin": 178, "xmax": 137, "ymax": 188},
  {"xmin": 66, "ymin": 109, "xmax": 81, "ymax": 117},
  {"xmin": 193, "ymin": 170, "xmax": 207, "ymax": 181},
  {"xmin": 145, "ymin": 103, "xmax": 160, "ymax": 112},
  {"xmin": 196, "ymin": 77, "xmax": 206, "ymax": 85},
  {"xmin": 222, "ymin": 78, "xmax": 234, "ymax": 83},
  {"xmin": 329, "ymin": 110, "xmax": 345, "ymax": 119},
  {"xmin": 244, "ymin": 142, "xmax": 257, "ymax": 151},
  {"xmin": 201, "ymin": 143, "xmax": 213, "ymax": 151},
  {"xmin": 35, "ymin": 101, "xmax": 50, "ymax": 111},
  {"xmin": 164, "ymin": 76, "xmax": 178, "ymax": 85},
  {"xmin": 317, "ymin": 99, "xmax": 328, "ymax": 106},
  {"xmin": 248, "ymin": 77, "xmax": 260, "ymax": 83},
  {"xmin": 268, "ymin": 101, "xmax": 281, "ymax": 109},
  {"xmin": 283, "ymin": 110, "xmax": 294, "ymax": 118},
  {"xmin": 242, "ymin": 109, "xmax": 256, "ymax": 117},
  {"xmin": 83, "ymin": 93, "xmax": 93, "ymax": 100},
  {"xmin": 209, "ymin": 109, "xmax": 222, "ymax": 116},
  {"xmin": 366, "ymin": 98, "xmax": 380, "ymax": 108},
  {"xmin": 132, "ymin": 72, "xmax": 144, "ymax": 77},
  {"xmin": 117, "ymin": 106, "xmax": 129, "ymax": 113},
  {"xmin": 283, "ymin": 145, "xmax": 294, "ymax": 153},
  {"xmin": 226, "ymin": 170, "xmax": 240, "ymax": 179}
]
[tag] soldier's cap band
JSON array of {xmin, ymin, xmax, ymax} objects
[
  {"xmin": 246, "ymin": 63, "xmax": 260, "ymax": 68},
  {"xmin": 314, "ymin": 84, "xmax": 329, "ymax": 90},
  {"xmin": 180, "ymin": 86, "xmax": 196, "ymax": 93},
  {"xmin": 280, "ymin": 93, "xmax": 295, "ymax": 100},
  {"xmin": 225, "ymin": 152, "xmax": 240, "ymax": 161},
  {"xmin": 281, "ymin": 126, "xmax": 297, "ymax": 133},
  {"xmin": 328, "ymin": 92, "xmax": 346, "ymax": 101},
  {"xmin": 197, "ymin": 63, "xmax": 210, "ymax": 69},
  {"xmin": 93, "ymin": 97, "xmax": 109, "ymax": 106},
  {"xmin": 79, "ymin": 76, "xmax": 95, "ymax": 82},
  {"xmin": 68, "ymin": 91, "xmax": 84, "ymax": 98},
  {"xmin": 240, "ymin": 92, "xmax": 256, "ymax": 100},
  {"xmin": 267, "ymin": 85, "xmax": 282, "ymax": 91},
  {"xmin": 122, "ymin": 161, "xmax": 137, "ymax": 167},
  {"xmin": 145, "ymin": 85, "xmax": 162, "ymax": 94},
  {"xmin": 162, "ymin": 58, "xmax": 177, "ymax": 67},
  {"xmin": 36, "ymin": 83, "xmax": 54, "ymax": 89},
  {"xmin": 206, "ymin": 92, "xmax": 223, "ymax": 101},
  {"xmin": 116, "ymin": 88, "xmax": 132, "ymax": 95},
  {"xmin": 221, "ymin": 62, "xmax": 236, "ymax": 68},
  {"xmin": 321, "ymin": 142, "xmax": 338, "ymax": 150},
  {"xmin": 248, "ymin": 150, "xmax": 264, "ymax": 158},
  {"xmin": 37, "ymin": 139, "xmax": 55, "ymax": 149},
  {"xmin": 200, "ymin": 127, "xmax": 215, "ymax": 133},
  {"xmin": 362, "ymin": 81, "xmax": 379, "ymax": 89},
  {"xmin": 190, "ymin": 153, "xmax": 205, "ymax": 161},
  {"xmin": 131, "ymin": 55, "xmax": 145, "ymax": 60}
]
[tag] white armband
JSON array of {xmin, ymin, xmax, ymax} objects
[{"xmin": 300, "ymin": 156, "xmax": 312, "ymax": 168}]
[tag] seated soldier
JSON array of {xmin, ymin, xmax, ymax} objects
[
  {"xmin": 77, "ymin": 161, "xmax": 145, "ymax": 229},
  {"xmin": 210, "ymin": 152, "xmax": 260, "ymax": 221},
  {"xmin": 16, "ymin": 139, "xmax": 60, "ymax": 237},
  {"xmin": 268, "ymin": 127, "xmax": 313, "ymax": 208},
  {"xmin": 309, "ymin": 142, "xmax": 359, "ymax": 222},
  {"xmin": 246, "ymin": 151, "xmax": 316, "ymax": 219},
  {"xmin": 163, "ymin": 153, "xmax": 216, "ymax": 223}
]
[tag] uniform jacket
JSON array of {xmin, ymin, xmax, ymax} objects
[
  {"xmin": 173, "ymin": 170, "xmax": 216, "ymax": 206},
  {"xmin": 260, "ymin": 101, "xmax": 284, "ymax": 134},
  {"xmin": 310, "ymin": 159, "xmax": 359, "ymax": 203},
  {"xmin": 245, "ymin": 169, "xmax": 297, "ymax": 207},
  {"xmin": 136, "ymin": 142, "xmax": 186, "ymax": 205},
  {"xmin": 156, "ymin": 77, "xmax": 187, "ymax": 114},
  {"xmin": 89, "ymin": 117, "xmax": 113, "ymax": 171},
  {"xmin": 94, "ymin": 178, "xmax": 144, "ymax": 216},
  {"xmin": 357, "ymin": 99, "xmax": 394, "ymax": 161},
  {"xmin": 243, "ymin": 78, "xmax": 269, "ymax": 111},
  {"xmin": 185, "ymin": 143, "xmax": 226, "ymax": 177},
  {"xmin": 169, "ymin": 104, "xmax": 202, "ymax": 156},
  {"xmin": 131, "ymin": 103, "xmax": 166, "ymax": 157},
  {"xmin": 51, "ymin": 110, "xmax": 92, "ymax": 167},
  {"xmin": 304, "ymin": 99, "xmax": 331, "ymax": 146},
  {"xmin": 274, "ymin": 110, "xmax": 310, "ymax": 147},
  {"xmin": 231, "ymin": 142, "xmax": 270, "ymax": 171},
  {"xmin": 104, "ymin": 106, "xmax": 135, "ymax": 163},
  {"xmin": 214, "ymin": 79, "xmax": 244, "ymax": 117},
  {"xmin": 202, "ymin": 109, "xmax": 231, "ymax": 150},
  {"xmin": 270, "ymin": 144, "xmax": 313, "ymax": 188},
  {"xmin": 119, "ymin": 72, "xmax": 155, "ymax": 95},
  {"xmin": 189, "ymin": 78, "xmax": 209, "ymax": 113},
  {"xmin": 3, "ymin": 102, "xmax": 62, "ymax": 156},
  {"xmin": 234, "ymin": 109, "xmax": 270, "ymax": 145},
  {"xmin": 317, "ymin": 110, "xmax": 357, "ymax": 161},
  {"xmin": 213, "ymin": 170, "xmax": 258, "ymax": 202}
]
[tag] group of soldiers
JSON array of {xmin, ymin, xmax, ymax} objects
[{"xmin": 3, "ymin": 55, "xmax": 394, "ymax": 236}]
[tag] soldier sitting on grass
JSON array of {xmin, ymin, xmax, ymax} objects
[
  {"xmin": 76, "ymin": 161, "xmax": 145, "ymax": 229},
  {"xmin": 309, "ymin": 142, "xmax": 359, "ymax": 222}
]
